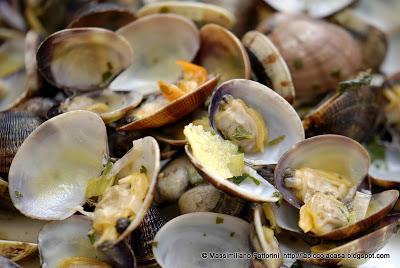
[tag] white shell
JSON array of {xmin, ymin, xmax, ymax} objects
[
  {"xmin": 38, "ymin": 216, "xmax": 109, "ymax": 268},
  {"xmin": 110, "ymin": 14, "xmax": 200, "ymax": 95},
  {"xmin": 0, "ymin": 70, "xmax": 28, "ymax": 112},
  {"xmin": 153, "ymin": 212, "xmax": 251, "ymax": 268},
  {"xmin": 209, "ymin": 79, "xmax": 305, "ymax": 166},
  {"xmin": 8, "ymin": 111, "xmax": 108, "ymax": 220},
  {"xmin": 369, "ymin": 141, "xmax": 400, "ymax": 185}
]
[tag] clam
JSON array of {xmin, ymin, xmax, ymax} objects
[
  {"xmin": 36, "ymin": 27, "xmax": 133, "ymax": 91},
  {"xmin": 257, "ymin": 13, "xmax": 363, "ymax": 104},
  {"xmin": 242, "ymin": 31, "xmax": 295, "ymax": 103},
  {"xmin": 38, "ymin": 215, "xmax": 135, "ymax": 268},
  {"xmin": 178, "ymin": 184, "xmax": 245, "ymax": 216},
  {"xmin": 209, "ymin": 79, "xmax": 304, "ymax": 166},
  {"xmin": 0, "ymin": 70, "xmax": 28, "ymax": 112},
  {"xmin": 8, "ymin": 111, "xmax": 108, "ymax": 220},
  {"xmin": 262, "ymin": 0, "xmax": 356, "ymax": 18},
  {"xmin": 137, "ymin": 1, "xmax": 235, "ymax": 29},
  {"xmin": 59, "ymin": 90, "xmax": 143, "ymax": 123},
  {"xmin": 0, "ymin": 111, "xmax": 43, "ymax": 178},
  {"xmin": 109, "ymin": 14, "xmax": 201, "ymax": 95},
  {"xmin": 68, "ymin": 2, "xmax": 136, "ymax": 30},
  {"xmin": 250, "ymin": 204, "xmax": 283, "ymax": 268},
  {"xmin": 303, "ymin": 77, "xmax": 385, "ymax": 142},
  {"xmin": 153, "ymin": 212, "xmax": 252, "ymax": 268},
  {"xmin": 195, "ymin": 24, "xmax": 251, "ymax": 85},
  {"xmin": 0, "ymin": 256, "xmax": 21, "ymax": 268},
  {"xmin": 0, "ymin": 36, "xmax": 25, "ymax": 79}
]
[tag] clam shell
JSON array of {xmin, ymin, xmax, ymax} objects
[
  {"xmin": 60, "ymin": 90, "xmax": 143, "ymax": 123},
  {"xmin": 37, "ymin": 27, "xmax": 133, "ymax": 91},
  {"xmin": 118, "ymin": 76, "xmax": 218, "ymax": 131},
  {"xmin": 137, "ymin": 1, "xmax": 235, "ymax": 29},
  {"xmin": 303, "ymin": 85, "xmax": 385, "ymax": 142},
  {"xmin": 185, "ymin": 145, "xmax": 280, "ymax": 202},
  {"xmin": 0, "ymin": 256, "xmax": 21, "ymax": 268},
  {"xmin": 38, "ymin": 215, "xmax": 135, "ymax": 268},
  {"xmin": 153, "ymin": 212, "xmax": 252, "ymax": 268},
  {"xmin": 0, "ymin": 111, "xmax": 43, "ymax": 178},
  {"xmin": 110, "ymin": 14, "xmax": 200, "ymax": 95},
  {"xmin": 0, "ymin": 70, "xmax": 29, "ymax": 112},
  {"xmin": 257, "ymin": 13, "xmax": 363, "ymax": 104},
  {"xmin": 209, "ymin": 79, "xmax": 305, "ymax": 166},
  {"xmin": 242, "ymin": 31, "xmax": 295, "ymax": 103},
  {"xmin": 263, "ymin": 0, "xmax": 356, "ymax": 18},
  {"xmin": 195, "ymin": 24, "xmax": 251, "ymax": 84},
  {"xmin": 0, "ymin": 240, "xmax": 37, "ymax": 262},
  {"xmin": 8, "ymin": 111, "xmax": 108, "ymax": 220},
  {"xmin": 0, "ymin": 36, "xmax": 25, "ymax": 79},
  {"xmin": 68, "ymin": 3, "xmax": 136, "ymax": 30},
  {"xmin": 275, "ymin": 135, "xmax": 370, "ymax": 209},
  {"xmin": 13, "ymin": 97, "xmax": 57, "ymax": 119}
]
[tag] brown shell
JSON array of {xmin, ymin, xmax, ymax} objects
[
  {"xmin": 0, "ymin": 112, "xmax": 43, "ymax": 178},
  {"xmin": 118, "ymin": 77, "xmax": 218, "ymax": 131},
  {"xmin": 68, "ymin": 3, "xmax": 135, "ymax": 31},
  {"xmin": 303, "ymin": 85, "xmax": 385, "ymax": 142},
  {"xmin": 257, "ymin": 13, "xmax": 363, "ymax": 104}
]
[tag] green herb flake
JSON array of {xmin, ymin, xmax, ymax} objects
[
  {"xmin": 102, "ymin": 160, "xmax": 113, "ymax": 176},
  {"xmin": 101, "ymin": 62, "xmax": 114, "ymax": 84},
  {"xmin": 366, "ymin": 136, "xmax": 386, "ymax": 169},
  {"xmin": 267, "ymin": 135, "xmax": 286, "ymax": 147},
  {"xmin": 230, "ymin": 232, "xmax": 235, "ymax": 237},
  {"xmin": 150, "ymin": 240, "xmax": 159, "ymax": 248},
  {"xmin": 202, "ymin": 233, "xmax": 207, "ymax": 237},
  {"xmin": 330, "ymin": 68, "xmax": 342, "ymax": 79},
  {"xmin": 227, "ymin": 173, "xmax": 260, "ymax": 186},
  {"xmin": 87, "ymin": 232, "xmax": 96, "ymax": 245},
  {"xmin": 273, "ymin": 192, "xmax": 283, "ymax": 206},
  {"xmin": 293, "ymin": 58, "xmax": 303, "ymax": 70},
  {"xmin": 337, "ymin": 72, "xmax": 372, "ymax": 94},
  {"xmin": 216, "ymin": 216, "xmax": 224, "ymax": 224},
  {"xmin": 159, "ymin": 6, "xmax": 170, "ymax": 13},
  {"xmin": 233, "ymin": 126, "xmax": 253, "ymax": 141},
  {"xmin": 14, "ymin": 191, "xmax": 23, "ymax": 198},
  {"xmin": 140, "ymin": 165, "xmax": 147, "ymax": 174}
]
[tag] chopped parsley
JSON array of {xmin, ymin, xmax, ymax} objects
[
  {"xmin": 366, "ymin": 136, "xmax": 386, "ymax": 169},
  {"xmin": 337, "ymin": 73, "xmax": 372, "ymax": 94},
  {"xmin": 293, "ymin": 58, "xmax": 303, "ymax": 70},
  {"xmin": 233, "ymin": 126, "xmax": 253, "ymax": 140},
  {"xmin": 216, "ymin": 216, "xmax": 224, "ymax": 224},
  {"xmin": 140, "ymin": 165, "xmax": 147, "ymax": 174},
  {"xmin": 267, "ymin": 135, "xmax": 286, "ymax": 146},
  {"xmin": 273, "ymin": 192, "xmax": 283, "ymax": 206},
  {"xmin": 149, "ymin": 240, "xmax": 159, "ymax": 247},
  {"xmin": 230, "ymin": 232, "xmax": 235, "ymax": 237},
  {"xmin": 227, "ymin": 173, "xmax": 260, "ymax": 186},
  {"xmin": 330, "ymin": 68, "xmax": 342, "ymax": 79},
  {"xmin": 202, "ymin": 233, "xmax": 207, "ymax": 237},
  {"xmin": 101, "ymin": 62, "xmax": 114, "ymax": 84},
  {"xmin": 14, "ymin": 191, "xmax": 23, "ymax": 198},
  {"xmin": 88, "ymin": 232, "xmax": 96, "ymax": 245}
]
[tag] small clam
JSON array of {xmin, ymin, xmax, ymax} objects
[
  {"xmin": 0, "ymin": 111, "xmax": 43, "ymax": 178},
  {"xmin": 131, "ymin": 206, "xmax": 166, "ymax": 264},
  {"xmin": 195, "ymin": 24, "xmax": 251, "ymax": 84},
  {"xmin": 38, "ymin": 215, "xmax": 135, "ymax": 268},
  {"xmin": 209, "ymin": 79, "xmax": 304, "ymax": 166},
  {"xmin": 263, "ymin": 0, "xmax": 356, "ymax": 18},
  {"xmin": 68, "ymin": 2, "xmax": 136, "ymax": 30},
  {"xmin": 8, "ymin": 111, "xmax": 108, "ymax": 220},
  {"xmin": 36, "ymin": 27, "xmax": 133, "ymax": 91},
  {"xmin": 0, "ymin": 256, "xmax": 21, "ymax": 268},
  {"xmin": 178, "ymin": 184, "xmax": 245, "ymax": 216},
  {"xmin": 153, "ymin": 212, "xmax": 252, "ymax": 268},
  {"xmin": 0, "ymin": 240, "xmax": 37, "ymax": 262},
  {"xmin": 257, "ymin": 13, "xmax": 363, "ymax": 104},
  {"xmin": 242, "ymin": 30, "xmax": 295, "ymax": 103},
  {"xmin": 109, "ymin": 14, "xmax": 200, "ymax": 95},
  {"xmin": 137, "ymin": 1, "xmax": 235, "ymax": 29},
  {"xmin": 59, "ymin": 90, "xmax": 143, "ymax": 123}
]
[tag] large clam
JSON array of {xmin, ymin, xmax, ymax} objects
[{"xmin": 257, "ymin": 13, "xmax": 363, "ymax": 104}]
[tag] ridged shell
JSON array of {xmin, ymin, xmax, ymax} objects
[
  {"xmin": 131, "ymin": 206, "xmax": 166, "ymax": 264},
  {"xmin": 0, "ymin": 112, "xmax": 43, "ymax": 178},
  {"xmin": 257, "ymin": 13, "xmax": 363, "ymax": 104}
]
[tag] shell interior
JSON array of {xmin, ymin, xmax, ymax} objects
[
  {"xmin": 37, "ymin": 28, "xmax": 133, "ymax": 91},
  {"xmin": 0, "ymin": 240, "xmax": 37, "ymax": 262},
  {"xmin": 274, "ymin": 135, "xmax": 370, "ymax": 208},
  {"xmin": 153, "ymin": 212, "xmax": 251, "ymax": 268},
  {"xmin": 209, "ymin": 79, "xmax": 305, "ymax": 165},
  {"xmin": 8, "ymin": 111, "xmax": 108, "ymax": 220},
  {"xmin": 0, "ymin": 70, "xmax": 28, "ymax": 112},
  {"xmin": 110, "ymin": 14, "xmax": 200, "ymax": 95}
]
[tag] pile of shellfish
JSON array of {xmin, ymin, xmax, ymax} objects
[{"xmin": 0, "ymin": 0, "xmax": 400, "ymax": 268}]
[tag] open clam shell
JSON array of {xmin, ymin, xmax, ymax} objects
[
  {"xmin": 118, "ymin": 76, "xmax": 218, "ymax": 131},
  {"xmin": 0, "ymin": 70, "xmax": 29, "ymax": 113},
  {"xmin": 60, "ymin": 90, "xmax": 143, "ymax": 124},
  {"xmin": 195, "ymin": 24, "xmax": 251, "ymax": 85},
  {"xmin": 110, "ymin": 14, "xmax": 200, "ymax": 95},
  {"xmin": 137, "ymin": 1, "xmax": 235, "ymax": 29},
  {"xmin": 153, "ymin": 212, "xmax": 252, "ymax": 268},
  {"xmin": 8, "ymin": 111, "xmax": 108, "ymax": 220},
  {"xmin": 242, "ymin": 31, "xmax": 295, "ymax": 103},
  {"xmin": 209, "ymin": 79, "xmax": 305, "ymax": 166},
  {"xmin": 38, "ymin": 215, "xmax": 135, "ymax": 268},
  {"xmin": 263, "ymin": 0, "xmax": 356, "ymax": 18},
  {"xmin": 185, "ymin": 145, "xmax": 280, "ymax": 202},
  {"xmin": 68, "ymin": 3, "xmax": 136, "ymax": 30},
  {"xmin": 37, "ymin": 27, "xmax": 133, "ymax": 91},
  {"xmin": 275, "ymin": 135, "xmax": 370, "ymax": 209}
]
